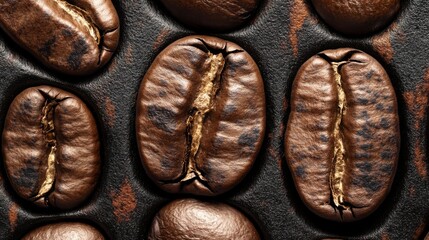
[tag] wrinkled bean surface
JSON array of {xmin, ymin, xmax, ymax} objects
[
  {"xmin": 2, "ymin": 86, "xmax": 100, "ymax": 210},
  {"xmin": 136, "ymin": 35, "xmax": 265, "ymax": 196},
  {"xmin": 159, "ymin": 0, "xmax": 260, "ymax": 31},
  {"xmin": 0, "ymin": 0, "xmax": 120, "ymax": 75},
  {"xmin": 148, "ymin": 198, "xmax": 260, "ymax": 240},
  {"xmin": 22, "ymin": 222, "xmax": 104, "ymax": 240},
  {"xmin": 285, "ymin": 48, "xmax": 400, "ymax": 221},
  {"xmin": 311, "ymin": 0, "xmax": 400, "ymax": 35}
]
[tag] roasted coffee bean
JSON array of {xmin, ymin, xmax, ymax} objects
[
  {"xmin": 148, "ymin": 198, "xmax": 260, "ymax": 240},
  {"xmin": 136, "ymin": 35, "xmax": 265, "ymax": 196},
  {"xmin": 0, "ymin": 0, "xmax": 120, "ymax": 75},
  {"xmin": 159, "ymin": 0, "xmax": 260, "ymax": 31},
  {"xmin": 2, "ymin": 86, "xmax": 100, "ymax": 210},
  {"xmin": 22, "ymin": 222, "xmax": 105, "ymax": 240},
  {"xmin": 285, "ymin": 48, "xmax": 400, "ymax": 222},
  {"xmin": 311, "ymin": 0, "xmax": 400, "ymax": 36}
]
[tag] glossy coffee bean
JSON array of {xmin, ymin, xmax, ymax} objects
[
  {"xmin": 136, "ymin": 35, "xmax": 265, "ymax": 196},
  {"xmin": 311, "ymin": 0, "xmax": 400, "ymax": 36},
  {"xmin": 148, "ymin": 198, "xmax": 260, "ymax": 240},
  {"xmin": 285, "ymin": 48, "xmax": 400, "ymax": 222},
  {"xmin": 0, "ymin": 0, "xmax": 120, "ymax": 75},
  {"xmin": 3, "ymin": 86, "xmax": 100, "ymax": 210},
  {"xmin": 159, "ymin": 0, "xmax": 260, "ymax": 31},
  {"xmin": 22, "ymin": 222, "xmax": 104, "ymax": 240}
]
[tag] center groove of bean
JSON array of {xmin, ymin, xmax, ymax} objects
[
  {"xmin": 180, "ymin": 52, "xmax": 225, "ymax": 187},
  {"xmin": 30, "ymin": 92, "xmax": 64, "ymax": 205},
  {"xmin": 53, "ymin": 0, "xmax": 100, "ymax": 44},
  {"xmin": 330, "ymin": 61, "xmax": 348, "ymax": 211}
]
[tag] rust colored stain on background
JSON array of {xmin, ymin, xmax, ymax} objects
[
  {"xmin": 289, "ymin": 0, "xmax": 309, "ymax": 57},
  {"xmin": 104, "ymin": 96, "xmax": 116, "ymax": 127},
  {"xmin": 412, "ymin": 221, "xmax": 426, "ymax": 240},
  {"xmin": 110, "ymin": 178, "xmax": 137, "ymax": 222},
  {"xmin": 8, "ymin": 202, "xmax": 18, "ymax": 232},
  {"xmin": 153, "ymin": 28, "xmax": 171, "ymax": 50},
  {"xmin": 371, "ymin": 23, "xmax": 398, "ymax": 64},
  {"xmin": 381, "ymin": 232, "xmax": 390, "ymax": 240},
  {"xmin": 403, "ymin": 68, "xmax": 429, "ymax": 179}
]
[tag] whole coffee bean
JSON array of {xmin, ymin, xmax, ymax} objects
[
  {"xmin": 285, "ymin": 48, "xmax": 400, "ymax": 222},
  {"xmin": 22, "ymin": 222, "xmax": 104, "ymax": 240},
  {"xmin": 0, "ymin": 0, "xmax": 120, "ymax": 75},
  {"xmin": 136, "ymin": 35, "xmax": 265, "ymax": 196},
  {"xmin": 311, "ymin": 0, "xmax": 400, "ymax": 36},
  {"xmin": 159, "ymin": 0, "xmax": 260, "ymax": 31},
  {"xmin": 2, "ymin": 86, "xmax": 100, "ymax": 209},
  {"xmin": 148, "ymin": 198, "xmax": 260, "ymax": 240}
]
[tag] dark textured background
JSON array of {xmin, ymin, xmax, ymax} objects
[{"xmin": 0, "ymin": 0, "xmax": 428, "ymax": 239}]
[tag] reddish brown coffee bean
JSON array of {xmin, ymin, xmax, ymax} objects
[
  {"xmin": 2, "ymin": 86, "xmax": 100, "ymax": 210},
  {"xmin": 0, "ymin": 0, "xmax": 120, "ymax": 75},
  {"xmin": 311, "ymin": 0, "xmax": 400, "ymax": 35},
  {"xmin": 159, "ymin": 0, "xmax": 260, "ymax": 31},
  {"xmin": 22, "ymin": 222, "xmax": 105, "ymax": 240},
  {"xmin": 285, "ymin": 48, "xmax": 400, "ymax": 222},
  {"xmin": 136, "ymin": 35, "xmax": 265, "ymax": 196},
  {"xmin": 148, "ymin": 198, "xmax": 260, "ymax": 240}
]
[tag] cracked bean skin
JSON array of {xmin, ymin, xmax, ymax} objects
[
  {"xmin": 2, "ymin": 86, "xmax": 100, "ymax": 210},
  {"xmin": 22, "ymin": 222, "xmax": 104, "ymax": 240},
  {"xmin": 159, "ymin": 0, "xmax": 260, "ymax": 31},
  {"xmin": 0, "ymin": 0, "xmax": 120, "ymax": 75},
  {"xmin": 148, "ymin": 198, "xmax": 260, "ymax": 240},
  {"xmin": 136, "ymin": 35, "xmax": 265, "ymax": 196},
  {"xmin": 285, "ymin": 48, "xmax": 400, "ymax": 222},
  {"xmin": 311, "ymin": 0, "xmax": 400, "ymax": 36}
]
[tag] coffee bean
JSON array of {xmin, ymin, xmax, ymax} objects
[
  {"xmin": 159, "ymin": 0, "xmax": 260, "ymax": 31},
  {"xmin": 148, "ymin": 198, "xmax": 260, "ymax": 240},
  {"xmin": 0, "ymin": 0, "xmax": 120, "ymax": 75},
  {"xmin": 2, "ymin": 86, "xmax": 100, "ymax": 210},
  {"xmin": 22, "ymin": 222, "xmax": 105, "ymax": 240},
  {"xmin": 311, "ymin": 0, "xmax": 400, "ymax": 35},
  {"xmin": 136, "ymin": 35, "xmax": 265, "ymax": 196},
  {"xmin": 285, "ymin": 48, "xmax": 400, "ymax": 222}
]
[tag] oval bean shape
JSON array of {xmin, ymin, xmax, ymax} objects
[
  {"xmin": 136, "ymin": 35, "xmax": 265, "ymax": 196},
  {"xmin": 285, "ymin": 48, "xmax": 400, "ymax": 222},
  {"xmin": 159, "ymin": 0, "xmax": 260, "ymax": 31},
  {"xmin": 22, "ymin": 222, "xmax": 105, "ymax": 240},
  {"xmin": 148, "ymin": 198, "xmax": 260, "ymax": 240},
  {"xmin": 0, "ymin": 0, "xmax": 120, "ymax": 75},
  {"xmin": 311, "ymin": 0, "xmax": 400, "ymax": 36},
  {"xmin": 2, "ymin": 86, "xmax": 100, "ymax": 210}
]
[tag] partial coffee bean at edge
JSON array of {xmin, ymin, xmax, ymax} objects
[
  {"xmin": 0, "ymin": 0, "xmax": 120, "ymax": 75},
  {"xmin": 148, "ymin": 198, "xmax": 260, "ymax": 240},
  {"xmin": 136, "ymin": 35, "xmax": 266, "ymax": 196},
  {"xmin": 159, "ymin": 0, "xmax": 260, "ymax": 31},
  {"xmin": 311, "ymin": 0, "xmax": 401, "ymax": 36},
  {"xmin": 22, "ymin": 222, "xmax": 105, "ymax": 240},
  {"xmin": 285, "ymin": 48, "xmax": 400, "ymax": 222},
  {"xmin": 2, "ymin": 86, "xmax": 101, "ymax": 210}
]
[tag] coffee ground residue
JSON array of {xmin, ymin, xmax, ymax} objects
[
  {"xmin": 289, "ymin": 0, "xmax": 310, "ymax": 57},
  {"xmin": 104, "ymin": 96, "xmax": 116, "ymax": 127},
  {"xmin": 110, "ymin": 178, "xmax": 137, "ymax": 222},
  {"xmin": 8, "ymin": 202, "xmax": 18, "ymax": 232},
  {"xmin": 403, "ymin": 68, "xmax": 429, "ymax": 179}
]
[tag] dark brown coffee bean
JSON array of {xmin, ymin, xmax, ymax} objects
[
  {"xmin": 2, "ymin": 86, "xmax": 100, "ymax": 210},
  {"xmin": 0, "ymin": 0, "xmax": 120, "ymax": 75},
  {"xmin": 136, "ymin": 35, "xmax": 265, "ymax": 196},
  {"xmin": 311, "ymin": 0, "xmax": 400, "ymax": 35},
  {"xmin": 22, "ymin": 222, "xmax": 104, "ymax": 240},
  {"xmin": 148, "ymin": 198, "xmax": 260, "ymax": 240},
  {"xmin": 159, "ymin": 0, "xmax": 260, "ymax": 31},
  {"xmin": 285, "ymin": 48, "xmax": 400, "ymax": 222}
]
